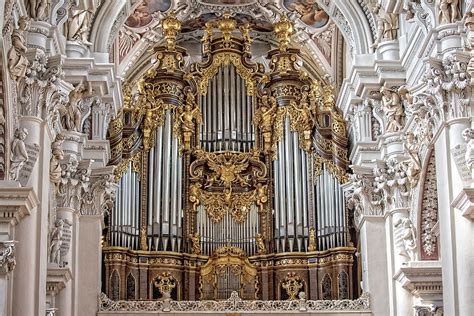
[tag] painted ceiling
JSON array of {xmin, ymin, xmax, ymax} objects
[{"xmin": 114, "ymin": 0, "xmax": 343, "ymax": 83}]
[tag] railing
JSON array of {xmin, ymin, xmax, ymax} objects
[{"xmin": 98, "ymin": 291, "xmax": 370, "ymax": 313}]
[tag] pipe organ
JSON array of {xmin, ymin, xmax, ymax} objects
[{"xmin": 104, "ymin": 12, "xmax": 356, "ymax": 302}]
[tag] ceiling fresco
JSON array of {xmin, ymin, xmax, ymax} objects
[
  {"xmin": 114, "ymin": 0, "xmax": 341, "ymax": 82},
  {"xmin": 125, "ymin": 0, "xmax": 172, "ymax": 28},
  {"xmin": 181, "ymin": 12, "xmax": 273, "ymax": 33},
  {"xmin": 283, "ymin": 0, "xmax": 329, "ymax": 28}
]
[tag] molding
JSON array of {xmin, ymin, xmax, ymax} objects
[
  {"xmin": 395, "ymin": 261, "xmax": 443, "ymax": 305},
  {"xmin": 0, "ymin": 184, "xmax": 40, "ymax": 227},
  {"xmin": 451, "ymin": 188, "xmax": 474, "ymax": 221},
  {"xmin": 46, "ymin": 266, "xmax": 73, "ymax": 296}
]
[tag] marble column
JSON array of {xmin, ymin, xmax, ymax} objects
[
  {"xmin": 435, "ymin": 118, "xmax": 474, "ymax": 316},
  {"xmin": 358, "ymin": 215, "xmax": 390, "ymax": 315},
  {"xmin": 12, "ymin": 116, "xmax": 51, "ymax": 316}
]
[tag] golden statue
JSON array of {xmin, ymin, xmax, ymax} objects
[
  {"xmin": 308, "ymin": 227, "xmax": 316, "ymax": 252},
  {"xmin": 289, "ymin": 92, "xmax": 316, "ymax": 152},
  {"xmin": 189, "ymin": 183, "xmax": 201, "ymax": 212},
  {"xmin": 173, "ymin": 91, "xmax": 202, "ymax": 152},
  {"xmin": 256, "ymin": 233, "xmax": 265, "ymax": 254},
  {"xmin": 255, "ymin": 183, "xmax": 268, "ymax": 213},
  {"xmin": 140, "ymin": 226, "xmax": 148, "ymax": 251},
  {"xmin": 189, "ymin": 232, "xmax": 201, "ymax": 255},
  {"xmin": 254, "ymin": 95, "xmax": 278, "ymax": 153}
]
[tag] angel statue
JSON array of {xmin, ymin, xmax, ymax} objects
[
  {"xmin": 173, "ymin": 91, "xmax": 202, "ymax": 152},
  {"xmin": 403, "ymin": 132, "xmax": 421, "ymax": 188},
  {"xmin": 253, "ymin": 95, "xmax": 278, "ymax": 153}
]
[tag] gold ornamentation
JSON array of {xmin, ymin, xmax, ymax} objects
[
  {"xmin": 282, "ymin": 272, "xmax": 304, "ymax": 300},
  {"xmin": 201, "ymin": 189, "xmax": 256, "ymax": 223},
  {"xmin": 200, "ymin": 246, "xmax": 258, "ymax": 300},
  {"xmin": 253, "ymin": 95, "xmax": 278, "ymax": 154},
  {"xmin": 140, "ymin": 226, "xmax": 148, "ymax": 251},
  {"xmin": 188, "ymin": 232, "xmax": 201, "ymax": 255},
  {"xmin": 154, "ymin": 272, "xmax": 176, "ymax": 299},
  {"xmin": 288, "ymin": 91, "xmax": 317, "ymax": 152},
  {"xmin": 314, "ymin": 155, "xmax": 349, "ymax": 184},
  {"xmin": 196, "ymin": 52, "xmax": 258, "ymax": 96},
  {"xmin": 201, "ymin": 152, "xmax": 251, "ymax": 189},
  {"xmin": 256, "ymin": 233, "xmax": 265, "ymax": 254},
  {"xmin": 189, "ymin": 183, "xmax": 201, "ymax": 212},
  {"xmin": 273, "ymin": 14, "xmax": 294, "ymax": 52},
  {"xmin": 172, "ymin": 91, "xmax": 203, "ymax": 153},
  {"xmin": 114, "ymin": 151, "xmax": 142, "ymax": 180},
  {"xmin": 255, "ymin": 183, "xmax": 268, "ymax": 213},
  {"xmin": 161, "ymin": 11, "xmax": 181, "ymax": 51},
  {"xmin": 308, "ymin": 227, "xmax": 316, "ymax": 252},
  {"xmin": 217, "ymin": 12, "xmax": 237, "ymax": 42}
]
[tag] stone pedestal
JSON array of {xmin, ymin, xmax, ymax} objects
[
  {"xmin": 65, "ymin": 41, "xmax": 90, "ymax": 58},
  {"xmin": 377, "ymin": 41, "xmax": 400, "ymax": 61},
  {"xmin": 358, "ymin": 215, "xmax": 390, "ymax": 315}
]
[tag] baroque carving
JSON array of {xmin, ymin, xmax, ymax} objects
[
  {"xmin": 438, "ymin": 0, "xmax": 460, "ymax": 24},
  {"xmin": 7, "ymin": 16, "xmax": 29, "ymax": 83},
  {"xmin": 99, "ymin": 291, "xmax": 370, "ymax": 312},
  {"xmin": 9, "ymin": 128, "xmax": 29, "ymax": 181},
  {"xmin": 347, "ymin": 173, "xmax": 383, "ymax": 225},
  {"xmin": 49, "ymin": 218, "xmax": 72, "ymax": 267},
  {"xmin": 26, "ymin": 0, "xmax": 51, "ymax": 21},
  {"xmin": 380, "ymin": 86, "xmax": 405, "ymax": 133},
  {"xmin": 188, "ymin": 232, "xmax": 201, "ymax": 255},
  {"xmin": 367, "ymin": 1, "xmax": 399, "ymax": 48},
  {"xmin": 154, "ymin": 272, "xmax": 176, "ymax": 299},
  {"xmin": 0, "ymin": 241, "xmax": 16, "ymax": 274},
  {"xmin": 64, "ymin": 3, "xmax": 94, "ymax": 45},
  {"xmin": 173, "ymin": 91, "xmax": 202, "ymax": 153},
  {"xmin": 59, "ymin": 83, "xmax": 86, "ymax": 132},
  {"xmin": 395, "ymin": 217, "xmax": 417, "ymax": 261},
  {"xmin": 282, "ymin": 272, "xmax": 304, "ymax": 300},
  {"xmin": 420, "ymin": 153, "xmax": 439, "ymax": 260},
  {"xmin": 50, "ymin": 133, "xmax": 65, "ymax": 187}
]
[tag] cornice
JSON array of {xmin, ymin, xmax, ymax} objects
[{"xmin": 0, "ymin": 185, "xmax": 40, "ymax": 227}]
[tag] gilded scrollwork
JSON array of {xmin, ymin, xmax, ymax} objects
[
  {"xmin": 154, "ymin": 272, "xmax": 176, "ymax": 299},
  {"xmin": 282, "ymin": 272, "xmax": 304, "ymax": 300}
]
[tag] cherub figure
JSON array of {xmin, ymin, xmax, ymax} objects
[{"xmin": 188, "ymin": 232, "xmax": 201, "ymax": 255}]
